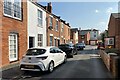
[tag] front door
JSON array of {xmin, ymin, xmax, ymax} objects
[
  {"xmin": 58, "ymin": 40, "xmax": 60, "ymax": 46},
  {"xmin": 29, "ymin": 37, "xmax": 35, "ymax": 48}
]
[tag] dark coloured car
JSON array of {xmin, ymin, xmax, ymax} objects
[
  {"xmin": 58, "ymin": 44, "xmax": 75, "ymax": 57},
  {"xmin": 74, "ymin": 43, "xmax": 86, "ymax": 50},
  {"xmin": 97, "ymin": 42, "xmax": 104, "ymax": 49}
]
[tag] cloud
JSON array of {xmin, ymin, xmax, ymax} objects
[
  {"xmin": 95, "ymin": 21, "xmax": 107, "ymax": 32},
  {"xmin": 95, "ymin": 9, "xmax": 99, "ymax": 13},
  {"xmin": 99, "ymin": 22, "xmax": 106, "ymax": 25},
  {"xmin": 106, "ymin": 7, "xmax": 113, "ymax": 13}
]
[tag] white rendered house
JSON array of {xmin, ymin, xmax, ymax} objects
[{"xmin": 27, "ymin": 1, "xmax": 46, "ymax": 48}]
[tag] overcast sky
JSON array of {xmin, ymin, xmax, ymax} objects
[{"xmin": 40, "ymin": 2, "xmax": 119, "ymax": 32}]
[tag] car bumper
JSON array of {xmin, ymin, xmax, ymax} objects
[{"xmin": 20, "ymin": 62, "xmax": 47, "ymax": 71}]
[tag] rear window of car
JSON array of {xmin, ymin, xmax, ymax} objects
[
  {"xmin": 58, "ymin": 44, "xmax": 69, "ymax": 47},
  {"xmin": 26, "ymin": 49, "xmax": 46, "ymax": 55},
  {"xmin": 76, "ymin": 43, "xmax": 83, "ymax": 45}
]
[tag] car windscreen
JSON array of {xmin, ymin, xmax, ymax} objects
[{"xmin": 26, "ymin": 49, "xmax": 46, "ymax": 55}]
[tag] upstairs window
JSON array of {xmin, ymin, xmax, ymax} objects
[
  {"xmin": 61, "ymin": 23, "xmax": 64, "ymax": 32},
  {"xmin": 81, "ymin": 35, "xmax": 85, "ymax": 39},
  {"xmin": 3, "ymin": 0, "xmax": 22, "ymax": 20},
  {"xmin": 49, "ymin": 17, "xmax": 53, "ymax": 28},
  {"xmin": 55, "ymin": 20, "xmax": 58, "ymax": 31},
  {"xmin": 38, "ymin": 10, "xmax": 43, "ymax": 26}
]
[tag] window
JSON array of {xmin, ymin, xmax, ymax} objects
[
  {"xmin": 3, "ymin": 0, "xmax": 22, "ymax": 20},
  {"xmin": 38, "ymin": 34, "xmax": 43, "ymax": 47},
  {"xmin": 49, "ymin": 17, "xmax": 53, "ymax": 28},
  {"xmin": 26, "ymin": 49, "xmax": 46, "ymax": 55},
  {"xmin": 55, "ymin": 20, "xmax": 58, "ymax": 31},
  {"xmin": 9, "ymin": 33, "xmax": 18, "ymax": 61},
  {"xmin": 38, "ymin": 10, "xmax": 43, "ymax": 26},
  {"xmin": 81, "ymin": 35, "xmax": 85, "ymax": 39},
  {"xmin": 61, "ymin": 23, "xmax": 64, "ymax": 32},
  {"xmin": 50, "ymin": 36, "xmax": 53, "ymax": 46},
  {"xmin": 109, "ymin": 38, "xmax": 114, "ymax": 45},
  {"xmin": 94, "ymin": 35, "xmax": 96, "ymax": 37}
]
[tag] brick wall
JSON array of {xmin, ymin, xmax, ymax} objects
[
  {"xmin": 78, "ymin": 32, "xmax": 90, "ymax": 45},
  {"xmin": 64, "ymin": 24, "xmax": 70, "ymax": 43},
  {"xmin": 1, "ymin": 1, "xmax": 27, "ymax": 68},
  {"xmin": 108, "ymin": 15, "xmax": 116, "ymax": 37},
  {"xmin": 46, "ymin": 13, "xmax": 61, "ymax": 46},
  {"xmin": 108, "ymin": 14, "xmax": 120, "ymax": 51},
  {"xmin": 0, "ymin": 0, "xmax": 2, "ymax": 67},
  {"xmin": 46, "ymin": 12, "xmax": 70, "ymax": 46}
]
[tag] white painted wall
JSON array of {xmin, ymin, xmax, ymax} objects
[
  {"xmin": 90, "ymin": 31, "xmax": 99, "ymax": 40},
  {"xmin": 27, "ymin": 1, "xmax": 46, "ymax": 48}
]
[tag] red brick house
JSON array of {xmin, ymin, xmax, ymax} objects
[
  {"xmin": 78, "ymin": 30, "xmax": 90, "ymax": 45},
  {"xmin": 0, "ymin": 0, "xmax": 27, "ymax": 68},
  {"xmin": 108, "ymin": 13, "xmax": 120, "ymax": 50},
  {"xmin": 70, "ymin": 28, "xmax": 78, "ymax": 44},
  {"xmin": 45, "ymin": 3, "xmax": 71, "ymax": 46}
]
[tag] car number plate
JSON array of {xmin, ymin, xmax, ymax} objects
[{"xmin": 25, "ymin": 65, "xmax": 34, "ymax": 68}]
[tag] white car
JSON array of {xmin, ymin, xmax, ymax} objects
[{"xmin": 20, "ymin": 46, "xmax": 67, "ymax": 72}]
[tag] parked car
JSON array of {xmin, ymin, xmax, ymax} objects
[
  {"xmin": 58, "ymin": 43, "xmax": 75, "ymax": 57},
  {"xmin": 74, "ymin": 43, "xmax": 86, "ymax": 50},
  {"xmin": 97, "ymin": 42, "xmax": 104, "ymax": 49},
  {"xmin": 68, "ymin": 43, "xmax": 78, "ymax": 55},
  {"xmin": 20, "ymin": 46, "xmax": 67, "ymax": 73}
]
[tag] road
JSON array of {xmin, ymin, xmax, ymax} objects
[{"xmin": 1, "ymin": 45, "xmax": 113, "ymax": 79}]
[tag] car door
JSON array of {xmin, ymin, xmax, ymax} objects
[
  {"xmin": 50, "ymin": 47, "xmax": 59, "ymax": 66},
  {"xmin": 55, "ymin": 47, "xmax": 65, "ymax": 63}
]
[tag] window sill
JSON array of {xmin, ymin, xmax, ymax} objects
[
  {"xmin": 4, "ymin": 13, "xmax": 22, "ymax": 21},
  {"xmin": 37, "ymin": 24, "xmax": 43, "ymax": 28}
]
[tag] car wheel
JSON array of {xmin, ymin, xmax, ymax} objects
[
  {"xmin": 74, "ymin": 51, "xmax": 77, "ymax": 55},
  {"xmin": 48, "ymin": 61, "xmax": 54, "ymax": 73},
  {"xmin": 64, "ymin": 55, "xmax": 67, "ymax": 63}
]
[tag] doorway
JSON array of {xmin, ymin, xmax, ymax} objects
[{"xmin": 29, "ymin": 37, "xmax": 35, "ymax": 48}]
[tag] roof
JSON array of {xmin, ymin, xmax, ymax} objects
[
  {"xmin": 71, "ymin": 28, "xmax": 78, "ymax": 32},
  {"xmin": 79, "ymin": 30, "xmax": 89, "ymax": 35},
  {"xmin": 112, "ymin": 13, "xmax": 120, "ymax": 19},
  {"xmin": 83, "ymin": 29, "xmax": 98, "ymax": 31},
  {"xmin": 30, "ymin": 1, "xmax": 71, "ymax": 27}
]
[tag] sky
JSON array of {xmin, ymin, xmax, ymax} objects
[{"xmin": 40, "ymin": 2, "xmax": 119, "ymax": 32}]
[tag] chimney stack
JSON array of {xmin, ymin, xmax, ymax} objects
[{"xmin": 47, "ymin": 2, "xmax": 52, "ymax": 13}]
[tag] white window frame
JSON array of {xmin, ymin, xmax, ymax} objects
[
  {"xmin": 38, "ymin": 9, "xmax": 43, "ymax": 26},
  {"xmin": 61, "ymin": 22, "xmax": 64, "ymax": 32},
  {"xmin": 50, "ymin": 36, "xmax": 53, "ymax": 46},
  {"xmin": 55, "ymin": 20, "xmax": 58, "ymax": 31},
  {"xmin": 3, "ymin": 0, "xmax": 22, "ymax": 20},
  {"xmin": 49, "ymin": 16, "xmax": 53, "ymax": 27},
  {"xmin": 9, "ymin": 33, "xmax": 18, "ymax": 62},
  {"xmin": 38, "ymin": 34, "xmax": 43, "ymax": 47}
]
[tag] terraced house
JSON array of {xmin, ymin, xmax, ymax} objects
[
  {"xmin": 45, "ymin": 2, "xmax": 71, "ymax": 46},
  {"xmin": 0, "ymin": 0, "xmax": 27, "ymax": 68},
  {"xmin": 27, "ymin": 1, "xmax": 46, "ymax": 48},
  {"xmin": 0, "ymin": 1, "xmax": 71, "ymax": 69},
  {"xmin": 108, "ymin": 13, "xmax": 120, "ymax": 50}
]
